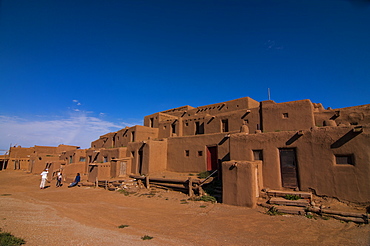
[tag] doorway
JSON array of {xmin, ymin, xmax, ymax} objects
[
  {"xmin": 207, "ymin": 146, "xmax": 218, "ymax": 171},
  {"xmin": 138, "ymin": 150, "xmax": 143, "ymax": 175},
  {"xmin": 279, "ymin": 148, "xmax": 299, "ymax": 189},
  {"xmin": 119, "ymin": 161, "xmax": 127, "ymax": 177}
]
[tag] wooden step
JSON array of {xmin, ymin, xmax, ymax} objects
[
  {"xmin": 267, "ymin": 190, "xmax": 312, "ymax": 200},
  {"xmin": 268, "ymin": 197, "xmax": 309, "ymax": 207},
  {"xmin": 259, "ymin": 202, "xmax": 306, "ymax": 215},
  {"xmin": 274, "ymin": 205, "xmax": 306, "ymax": 215}
]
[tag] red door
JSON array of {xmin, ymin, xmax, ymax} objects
[{"xmin": 207, "ymin": 146, "xmax": 218, "ymax": 171}]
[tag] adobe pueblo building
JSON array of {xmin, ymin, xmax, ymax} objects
[{"xmin": 1, "ymin": 97, "xmax": 369, "ymax": 208}]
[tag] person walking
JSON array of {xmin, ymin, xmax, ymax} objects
[
  {"xmin": 40, "ymin": 169, "xmax": 48, "ymax": 189},
  {"xmin": 56, "ymin": 171, "xmax": 63, "ymax": 187}
]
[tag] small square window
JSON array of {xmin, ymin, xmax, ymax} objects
[
  {"xmin": 282, "ymin": 113, "xmax": 289, "ymax": 118},
  {"xmin": 198, "ymin": 151, "xmax": 203, "ymax": 157},
  {"xmin": 335, "ymin": 155, "xmax": 354, "ymax": 165},
  {"xmin": 253, "ymin": 150, "xmax": 263, "ymax": 161},
  {"xmin": 185, "ymin": 150, "xmax": 190, "ymax": 157}
]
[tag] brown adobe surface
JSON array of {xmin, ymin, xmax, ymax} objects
[{"xmin": 0, "ymin": 170, "xmax": 369, "ymax": 246}]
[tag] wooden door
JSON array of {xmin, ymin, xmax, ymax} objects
[
  {"xmin": 279, "ymin": 148, "xmax": 299, "ymax": 188},
  {"xmin": 207, "ymin": 146, "xmax": 218, "ymax": 171},
  {"xmin": 119, "ymin": 161, "xmax": 127, "ymax": 177}
]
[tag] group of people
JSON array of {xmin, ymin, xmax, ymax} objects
[{"xmin": 39, "ymin": 169, "xmax": 80, "ymax": 189}]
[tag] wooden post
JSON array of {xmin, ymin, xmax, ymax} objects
[
  {"xmin": 188, "ymin": 177, "xmax": 194, "ymax": 197},
  {"xmin": 145, "ymin": 176, "xmax": 150, "ymax": 189}
]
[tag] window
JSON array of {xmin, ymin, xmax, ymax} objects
[
  {"xmin": 172, "ymin": 123, "xmax": 176, "ymax": 134},
  {"xmin": 69, "ymin": 156, "xmax": 73, "ymax": 164},
  {"xmin": 253, "ymin": 150, "xmax": 263, "ymax": 161},
  {"xmin": 282, "ymin": 113, "xmax": 289, "ymax": 118},
  {"xmin": 103, "ymin": 156, "xmax": 108, "ymax": 163},
  {"xmin": 335, "ymin": 155, "xmax": 354, "ymax": 165},
  {"xmin": 131, "ymin": 131, "xmax": 135, "ymax": 142},
  {"xmin": 185, "ymin": 150, "xmax": 190, "ymax": 157},
  {"xmin": 222, "ymin": 119, "xmax": 229, "ymax": 132},
  {"xmin": 150, "ymin": 118, "xmax": 154, "ymax": 128},
  {"xmin": 198, "ymin": 151, "xmax": 203, "ymax": 157},
  {"xmin": 79, "ymin": 157, "xmax": 86, "ymax": 162},
  {"xmin": 195, "ymin": 121, "xmax": 204, "ymax": 135}
]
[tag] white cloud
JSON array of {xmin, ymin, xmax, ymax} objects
[
  {"xmin": 264, "ymin": 40, "xmax": 284, "ymax": 50},
  {"xmin": 0, "ymin": 114, "xmax": 128, "ymax": 154}
]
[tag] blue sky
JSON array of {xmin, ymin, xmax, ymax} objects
[{"xmin": 0, "ymin": 0, "xmax": 369, "ymax": 154}]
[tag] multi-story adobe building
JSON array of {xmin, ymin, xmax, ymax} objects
[
  {"xmin": 2, "ymin": 96, "xmax": 369, "ymax": 207},
  {"xmin": 0, "ymin": 145, "xmax": 80, "ymax": 180},
  {"xmin": 84, "ymin": 96, "xmax": 370, "ymax": 207}
]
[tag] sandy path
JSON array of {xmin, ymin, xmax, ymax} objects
[{"xmin": 0, "ymin": 170, "xmax": 369, "ymax": 245}]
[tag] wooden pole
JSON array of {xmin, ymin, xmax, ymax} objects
[
  {"xmin": 145, "ymin": 176, "xmax": 150, "ymax": 189},
  {"xmin": 188, "ymin": 177, "xmax": 194, "ymax": 197}
]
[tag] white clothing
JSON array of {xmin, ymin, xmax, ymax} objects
[
  {"xmin": 41, "ymin": 171, "xmax": 48, "ymax": 179},
  {"xmin": 40, "ymin": 171, "xmax": 48, "ymax": 188}
]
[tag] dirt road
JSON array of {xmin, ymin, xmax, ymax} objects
[{"xmin": 0, "ymin": 170, "xmax": 368, "ymax": 245}]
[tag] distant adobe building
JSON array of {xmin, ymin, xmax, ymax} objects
[{"xmin": 3, "ymin": 97, "xmax": 369, "ymax": 207}]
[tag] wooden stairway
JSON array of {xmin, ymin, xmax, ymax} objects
[{"xmin": 259, "ymin": 190, "xmax": 312, "ymax": 215}]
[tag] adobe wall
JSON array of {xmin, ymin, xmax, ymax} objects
[
  {"xmin": 127, "ymin": 141, "xmax": 146, "ymax": 175},
  {"xmin": 91, "ymin": 132, "xmax": 116, "ymax": 148},
  {"xmin": 222, "ymin": 161, "xmax": 262, "ymax": 208},
  {"xmin": 6, "ymin": 147, "xmax": 33, "ymax": 170},
  {"xmin": 261, "ymin": 100, "xmax": 315, "ymax": 132},
  {"xmin": 9, "ymin": 146, "xmax": 33, "ymax": 159},
  {"xmin": 230, "ymin": 132, "xmax": 286, "ymax": 189},
  {"xmin": 145, "ymin": 113, "xmax": 178, "ymax": 137},
  {"xmin": 62, "ymin": 163, "xmax": 86, "ymax": 182},
  {"xmin": 187, "ymin": 97, "xmax": 259, "ymax": 117},
  {"xmin": 133, "ymin": 125, "xmax": 159, "ymax": 142},
  {"xmin": 229, "ymin": 125, "xmax": 370, "ymax": 203},
  {"xmin": 113, "ymin": 126, "xmax": 159, "ymax": 148},
  {"xmin": 167, "ymin": 133, "xmax": 230, "ymax": 173},
  {"xmin": 113, "ymin": 127, "xmax": 130, "ymax": 147},
  {"xmin": 141, "ymin": 140, "xmax": 167, "ymax": 175},
  {"xmin": 56, "ymin": 144, "xmax": 80, "ymax": 153},
  {"xmin": 29, "ymin": 155, "xmax": 61, "ymax": 174},
  {"xmin": 160, "ymin": 105, "xmax": 195, "ymax": 117},
  {"xmin": 86, "ymin": 149, "xmax": 101, "ymax": 165},
  {"xmin": 110, "ymin": 157, "xmax": 131, "ymax": 178},
  {"xmin": 314, "ymin": 104, "xmax": 370, "ymax": 127},
  {"xmin": 60, "ymin": 149, "xmax": 86, "ymax": 165},
  {"xmin": 301, "ymin": 126, "xmax": 370, "ymax": 203}
]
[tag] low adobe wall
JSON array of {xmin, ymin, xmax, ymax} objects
[
  {"xmin": 62, "ymin": 163, "xmax": 86, "ymax": 182},
  {"xmin": 222, "ymin": 161, "xmax": 262, "ymax": 208}
]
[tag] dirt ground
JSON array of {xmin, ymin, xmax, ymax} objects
[{"xmin": 0, "ymin": 170, "xmax": 369, "ymax": 246}]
